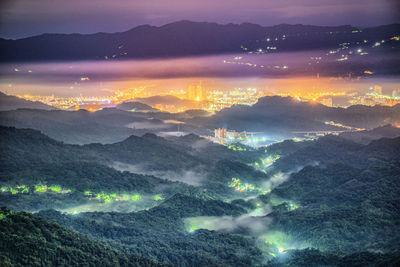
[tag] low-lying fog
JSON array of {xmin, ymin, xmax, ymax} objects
[{"xmin": 1, "ymin": 51, "xmax": 399, "ymax": 97}]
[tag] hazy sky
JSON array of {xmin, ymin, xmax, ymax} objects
[{"xmin": 0, "ymin": 0, "xmax": 399, "ymax": 39}]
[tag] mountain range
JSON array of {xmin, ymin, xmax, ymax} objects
[
  {"xmin": 1, "ymin": 94, "xmax": 400, "ymax": 143},
  {"xmin": 0, "ymin": 21, "xmax": 399, "ymax": 61},
  {"xmin": 0, "ymin": 92, "xmax": 55, "ymax": 111}
]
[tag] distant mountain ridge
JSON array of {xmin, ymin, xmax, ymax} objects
[
  {"xmin": 1, "ymin": 95, "xmax": 400, "ymax": 143},
  {"xmin": 0, "ymin": 92, "xmax": 55, "ymax": 111},
  {"xmin": 190, "ymin": 96, "xmax": 400, "ymax": 137},
  {"xmin": 0, "ymin": 20, "xmax": 398, "ymax": 61}
]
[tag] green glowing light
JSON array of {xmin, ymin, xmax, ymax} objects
[
  {"xmin": 253, "ymin": 155, "xmax": 280, "ymax": 170},
  {"xmin": 263, "ymin": 231, "xmax": 292, "ymax": 253},
  {"xmin": 18, "ymin": 185, "xmax": 29, "ymax": 193},
  {"xmin": 49, "ymin": 185, "xmax": 61, "ymax": 193},
  {"xmin": 1, "ymin": 186, "xmax": 8, "ymax": 193},
  {"xmin": 10, "ymin": 188, "xmax": 18, "ymax": 195},
  {"xmin": 88, "ymin": 191, "xmax": 145, "ymax": 203},
  {"xmin": 229, "ymin": 178, "xmax": 267, "ymax": 194},
  {"xmin": 131, "ymin": 194, "xmax": 141, "ymax": 201},
  {"xmin": 35, "ymin": 185, "xmax": 48, "ymax": 193},
  {"xmin": 269, "ymin": 197, "xmax": 299, "ymax": 211},
  {"xmin": 154, "ymin": 195, "xmax": 163, "ymax": 201}
]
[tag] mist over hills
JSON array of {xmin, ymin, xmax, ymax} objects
[
  {"xmin": 1, "ymin": 96, "xmax": 400, "ymax": 265},
  {"xmin": 2, "ymin": 123, "xmax": 400, "ymax": 265},
  {"xmin": 0, "ymin": 125, "xmax": 267, "ymax": 209},
  {"xmin": 1, "ymin": 94, "xmax": 400, "ymax": 144},
  {"xmin": 1, "ymin": 2, "xmax": 400, "ymax": 265},
  {"xmin": 190, "ymin": 96, "xmax": 400, "ymax": 137},
  {"xmin": 0, "ymin": 21, "xmax": 399, "ymax": 61},
  {"xmin": 0, "ymin": 92, "xmax": 55, "ymax": 111}
]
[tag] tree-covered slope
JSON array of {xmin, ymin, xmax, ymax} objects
[
  {"xmin": 0, "ymin": 208, "xmax": 164, "ymax": 267},
  {"xmin": 260, "ymin": 136, "xmax": 400, "ymax": 253},
  {"xmin": 37, "ymin": 194, "xmax": 262, "ymax": 266}
]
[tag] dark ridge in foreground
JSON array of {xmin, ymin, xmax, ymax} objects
[{"xmin": 0, "ymin": 208, "xmax": 165, "ymax": 266}]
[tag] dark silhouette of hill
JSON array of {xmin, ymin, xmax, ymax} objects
[
  {"xmin": 0, "ymin": 94, "xmax": 209, "ymax": 144},
  {"xmin": 134, "ymin": 95, "xmax": 201, "ymax": 110},
  {"xmin": 36, "ymin": 194, "xmax": 261, "ymax": 266},
  {"xmin": 116, "ymin": 101, "xmax": 159, "ymax": 112},
  {"xmin": 1, "ymin": 21, "xmax": 398, "ymax": 61},
  {"xmin": 0, "ymin": 208, "xmax": 164, "ymax": 266},
  {"xmin": 2, "ymin": 95, "xmax": 399, "ymax": 143},
  {"xmin": 2, "ymin": 125, "xmax": 400, "ymax": 265},
  {"xmin": 190, "ymin": 96, "xmax": 400, "ymax": 137},
  {"xmin": 339, "ymin": 124, "xmax": 400, "ymax": 144},
  {"xmin": 0, "ymin": 92, "xmax": 55, "ymax": 111}
]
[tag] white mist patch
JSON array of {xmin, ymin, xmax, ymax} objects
[
  {"xmin": 260, "ymin": 231, "xmax": 310, "ymax": 255},
  {"xmin": 184, "ymin": 203, "xmax": 272, "ymax": 234},
  {"xmin": 111, "ymin": 161, "xmax": 207, "ymax": 186},
  {"xmin": 125, "ymin": 121, "xmax": 170, "ymax": 130},
  {"xmin": 262, "ymin": 172, "xmax": 291, "ymax": 190},
  {"xmin": 263, "ymin": 162, "xmax": 320, "ymax": 191},
  {"xmin": 191, "ymin": 139, "xmax": 213, "ymax": 151},
  {"xmin": 58, "ymin": 195, "xmax": 158, "ymax": 214}
]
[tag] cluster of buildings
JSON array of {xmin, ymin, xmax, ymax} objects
[
  {"xmin": 16, "ymin": 84, "xmax": 263, "ymax": 112},
  {"xmin": 298, "ymin": 85, "xmax": 400, "ymax": 108},
  {"xmin": 204, "ymin": 128, "xmax": 266, "ymax": 146},
  {"xmin": 14, "ymin": 81, "xmax": 400, "ymax": 112},
  {"xmin": 206, "ymin": 87, "xmax": 261, "ymax": 111},
  {"xmin": 348, "ymin": 86, "xmax": 400, "ymax": 107}
]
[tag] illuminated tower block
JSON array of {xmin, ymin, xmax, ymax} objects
[
  {"xmin": 214, "ymin": 128, "xmax": 227, "ymax": 139},
  {"xmin": 373, "ymin": 85, "xmax": 382, "ymax": 95}
]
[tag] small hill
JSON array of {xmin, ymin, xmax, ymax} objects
[
  {"xmin": 116, "ymin": 101, "xmax": 159, "ymax": 112},
  {"xmin": 0, "ymin": 92, "xmax": 55, "ymax": 111},
  {"xmin": 340, "ymin": 125, "xmax": 400, "ymax": 144}
]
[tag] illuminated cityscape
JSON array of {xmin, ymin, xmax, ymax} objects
[{"xmin": 14, "ymin": 81, "xmax": 400, "ymax": 113}]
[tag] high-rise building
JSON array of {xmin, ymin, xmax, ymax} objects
[
  {"xmin": 373, "ymin": 85, "xmax": 383, "ymax": 95},
  {"xmin": 186, "ymin": 83, "xmax": 206, "ymax": 101},
  {"xmin": 214, "ymin": 128, "xmax": 227, "ymax": 139},
  {"xmin": 392, "ymin": 89, "xmax": 400, "ymax": 98},
  {"xmin": 361, "ymin": 97, "xmax": 375, "ymax": 106}
]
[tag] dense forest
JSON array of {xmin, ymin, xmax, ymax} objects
[
  {"xmin": 0, "ymin": 208, "xmax": 165, "ymax": 266},
  {"xmin": 1, "ymin": 125, "xmax": 400, "ymax": 266}
]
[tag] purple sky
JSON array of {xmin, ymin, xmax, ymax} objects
[{"xmin": 1, "ymin": 0, "xmax": 399, "ymax": 39}]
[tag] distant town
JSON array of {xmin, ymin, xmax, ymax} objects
[{"xmin": 14, "ymin": 82, "xmax": 400, "ymax": 113}]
